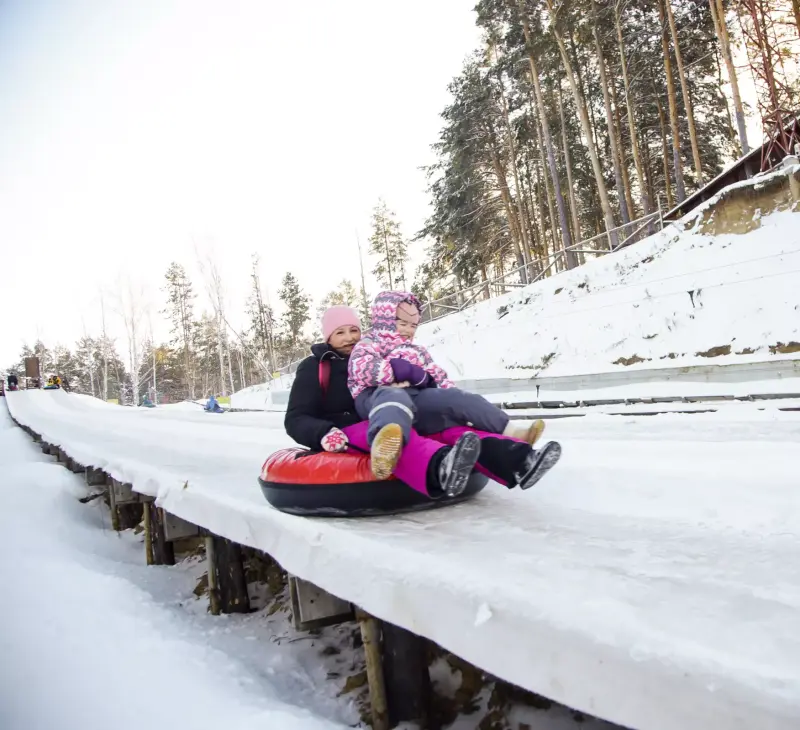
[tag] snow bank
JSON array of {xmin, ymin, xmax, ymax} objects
[
  {"xmin": 0, "ymin": 400, "xmax": 354, "ymax": 730},
  {"xmin": 6, "ymin": 390, "xmax": 800, "ymax": 730},
  {"xmin": 230, "ymin": 380, "xmax": 292, "ymax": 410},
  {"xmin": 419, "ymin": 206, "xmax": 800, "ymax": 380}
]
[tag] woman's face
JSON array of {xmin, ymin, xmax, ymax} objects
[{"xmin": 328, "ymin": 325, "xmax": 361, "ymax": 355}]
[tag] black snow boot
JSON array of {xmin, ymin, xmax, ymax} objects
[
  {"xmin": 478, "ymin": 436, "xmax": 561, "ymax": 490},
  {"xmin": 426, "ymin": 431, "xmax": 482, "ymax": 498}
]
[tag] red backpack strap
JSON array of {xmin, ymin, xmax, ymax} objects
[{"xmin": 318, "ymin": 359, "xmax": 331, "ymax": 397}]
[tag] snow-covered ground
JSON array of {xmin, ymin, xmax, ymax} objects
[
  {"xmin": 423, "ymin": 206, "xmax": 800, "ymax": 380},
  {"xmin": 0, "ymin": 400, "xmax": 360, "ymax": 730},
  {"xmin": 5, "ymin": 389, "xmax": 800, "ymax": 730}
]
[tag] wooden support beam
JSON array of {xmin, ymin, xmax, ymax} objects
[
  {"xmin": 85, "ymin": 468, "xmax": 106, "ymax": 487},
  {"xmin": 381, "ymin": 621, "xmax": 430, "ymax": 728},
  {"xmin": 357, "ymin": 610, "xmax": 389, "ymax": 730},
  {"xmin": 147, "ymin": 504, "xmax": 175, "ymax": 566},
  {"xmin": 162, "ymin": 512, "xmax": 200, "ymax": 542},
  {"xmin": 56, "ymin": 448, "xmax": 66, "ymax": 463},
  {"xmin": 289, "ymin": 576, "xmax": 353, "ymax": 631},
  {"xmin": 143, "ymin": 500, "xmax": 153, "ymax": 566},
  {"xmin": 106, "ymin": 477, "xmax": 143, "ymax": 531},
  {"xmin": 109, "ymin": 478, "xmax": 137, "ymax": 505},
  {"xmin": 117, "ymin": 502, "xmax": 143, "ymax": 531},
  {"xmin": 210, "ymin": 536, "xmax": 250, "ymax": 613},
  {"xmin": 205, "ymin": 536, "xmax": 221, "ymax": 616}
]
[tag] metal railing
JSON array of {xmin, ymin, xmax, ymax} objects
[{"xmin": 421, "ymin": 208, "xmax": 664, "ymax": 324}]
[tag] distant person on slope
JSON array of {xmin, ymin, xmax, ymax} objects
[
  {"xmin": 7, "ymin": 373, "xmax": 18, "ymax": 391},
  {"xmin": 284, "ymin": 305, "xmax": 481, "ymax": 498},
  {"xmin": 347, "ymin": 290, "xmax": 560, "ymax": 490}
]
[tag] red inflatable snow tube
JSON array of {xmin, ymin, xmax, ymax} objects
[{"xmin": 258, "ymin": 447, "xmax": 487, "ymax": 517}]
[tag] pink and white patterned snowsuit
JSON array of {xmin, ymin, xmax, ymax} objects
[{"xmin": 347, "ymin": 291, "xmax": 511, "ymax": 445}]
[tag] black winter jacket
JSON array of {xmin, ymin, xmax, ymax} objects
[{"xmin": 284, "ymin": 343, "xmax": 361, "ymax": 449}]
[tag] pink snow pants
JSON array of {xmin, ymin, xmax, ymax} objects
[
  {"xmin": 342, "ymin": 421, "xmax": 443, "ymax": 497},
  {"xmin": 342, "ymin": 423, "xmax": 526, "ymax": 495}
]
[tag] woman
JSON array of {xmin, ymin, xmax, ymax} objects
[{"xmin": 284, "ymin": 305, "xmax": 482, "ymax": 498}]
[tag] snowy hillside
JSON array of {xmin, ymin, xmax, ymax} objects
[{"xmin": 420, "ymin": 206, "xmax": 800, "ymax": 381}]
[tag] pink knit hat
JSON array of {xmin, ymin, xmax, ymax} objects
[{"xmin": 321, "ymin": 305, "xmax": 361, "ymax": 342}]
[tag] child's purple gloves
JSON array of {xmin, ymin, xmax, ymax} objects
[{"xmin": 389, "ymin": 359, "xmax": 431, "ymax": 387}]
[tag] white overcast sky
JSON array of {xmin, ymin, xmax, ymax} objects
[{"xmin": 0, "ymin": 0, "xmax": 481, "ymax": 366}]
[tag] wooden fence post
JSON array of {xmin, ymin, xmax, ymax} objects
[
  {"xmin": 210, "ymin": 536, "xmax": 250, "ymax": 613},
  {"xmin": 205, "ymin": 536, "xmax": 221, "ymax": 616},
  {"xmin": 148, "ymin": 504, "xmax": 175, "ymax": 566},
  {"xmin": 357, "ymin": 609, "xmax": 389, "ymax": 730},
  {"xmin": 382, "ymin": 621, "xmax": 430, "ymax": 728}
]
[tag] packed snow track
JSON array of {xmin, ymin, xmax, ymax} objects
[{"xmin": 5, "ymin": 390, "xmax": 800, "ymax": 730}]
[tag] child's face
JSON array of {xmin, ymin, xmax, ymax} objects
[{"xmin": 395, "ymin": 302, "xmax": 420, "ymax": 339}]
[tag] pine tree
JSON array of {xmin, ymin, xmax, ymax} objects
[
  {"xmin": 317, "ymin": 279, "xmax": 359, "ymax": 317},
  {"xmin": 163, "ymin": 263, "xmax": 196, "ymax": 399},
  {"xmin": 278, "ymin": 272, "xmax": 310, "ymax": 354},
  {"xmin": 368, "ymin": 200, "xmax": 408, "ymax": 290}
]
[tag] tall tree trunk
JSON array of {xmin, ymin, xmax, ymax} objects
[
  {"xmin": 532, "ymin": 102, "xmax": 560, "ymax": 265},
  {"xmin": 663, "ymin": 0, "xmax": 704, "ymax": 184},
  {"xmin": 519, "ymin": 158, "xmax": 543, "ymax": 268},
  {"xmin": 657, "ymin": 0, "xmax": 687, "ymax": 202},
  {"xmin": 655, "ymin": 88, "xmax": 675, "ymax": 209},
  {"xmin": 485, "ymin": 133, "xmax": 527, "ymax": 276},
  {"xmin": 545, "ymin": 0, "xmax": 618, "ymax": 247},
  {"xmin": 715, "ymin": 45, "xmax": 738, "ymax": 152},
  {"xmin": 592, "ymin": 1, "xmax": 630, "ymax": 230},
  {"xmin": 569, "ymin": 34, "xmax": 601, "ymax": 159},
  {"xmin": 516, "ymin": 0, "xmax": 576, "ymax": 267},
  {"xmin": 609, "ymin": 77, "xmax": 636, "ymax": 220},
  {"xmin": 556, "ymin": 82, "xmax": 582, "ymax": 244},
  {"xmin": 710, "ymin": 0, "xmax": 750, "ymax": 154},
  {"xmin": 614, "ymin": 1, "xmax": 652, "ymax": 219},
  {"xmin": 527, "ymin": 95, "xmax": 556, "ymax": 258},
  {"xmin": 521, "ymin": 155, "xmax": 544, "ymax": 262},
  {"xmin": 792, "ymin": 0, "xmax": 800, "ymax": 36},
  {"xmin": 493, "ymin": 52, "xmax": 533, "ymax": 281},
  {"xmin": 381, "ymin": 220, "xmax": 394, "ymax": 289}
]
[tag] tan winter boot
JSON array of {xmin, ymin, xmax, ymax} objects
[
  {"xmin": 503, "ymin": 419, "xmax": 546, "ymax": 446},
  {"xmin": 370, "ymin": 423, "xmax": 404, "ymax": 480}
]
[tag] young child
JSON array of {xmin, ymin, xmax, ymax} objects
[{"xmin": 347, "ymin": 290, "xmax": 561, "ymax": 492}]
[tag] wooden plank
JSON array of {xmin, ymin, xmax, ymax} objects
[
  {"xmin": 381, "ymin": 621, "xmax": 430, "ymax": 728},
  {"xmin": 211, "ymin": 536, "xmax": 250, "ymax": 614},
  {"xmin": 85, "ymin": 468, "xmax": 106, "ymax": 487},
  {"xmin": 148, "ymin": 505, "xmax": 175, "ymax": 566},
  {"xmin": 162, "ymin": 512, "xmax": 200, "ymax": 542},
  {"xmin": 357, "ymin": 610, "xmax": 389, "ymax": 730},
  {"xmin": 205, "ymin": 536, "xmax": 221, "ymax": 615},
  {"xmin": 143, "ymin": 499, "xmax": 153, "ymax": 566},
  {"xmin": 110, "ymin": 478, "xmax": 138, "ymax": 505},
  {"xmin": 117, "ymin": 503, "xmax": 143, "ymax": 531},
  {"xmin": 289, "ymin": 576, "xmax": 353, "ymax": 631}
]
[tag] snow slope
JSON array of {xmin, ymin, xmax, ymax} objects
[
  {"xmin": 420, "ymin": 206, "xmax": 800, "ymax": 380},
  {"xmin": 0, "ymin": 400, "xmax": 356, "ymax": 730},
  {"xmin": 6, "ymin": 389, "xmax": 800, "ymax": 730}
]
